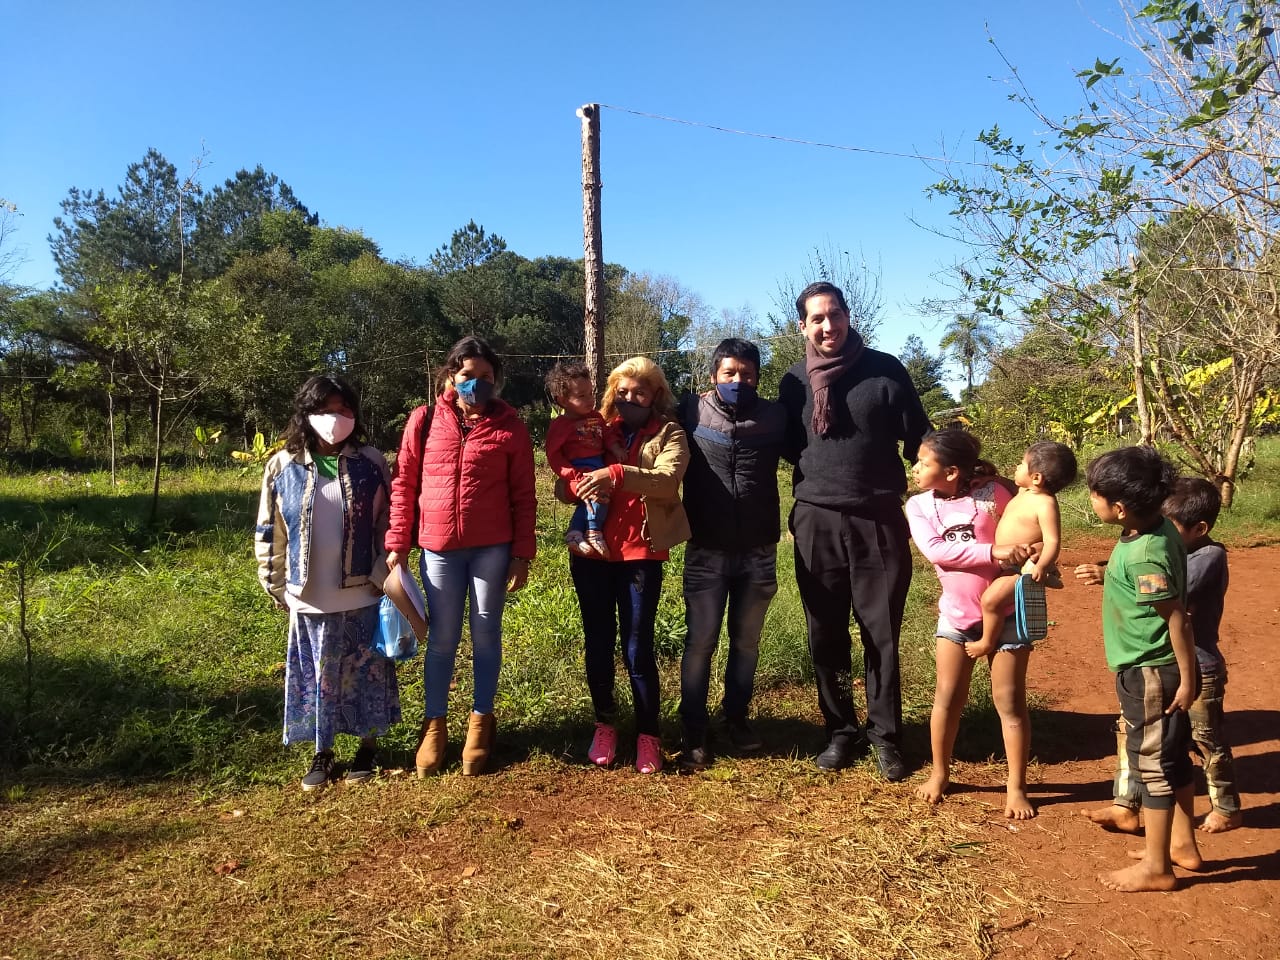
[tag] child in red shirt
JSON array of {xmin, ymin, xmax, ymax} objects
[{"xmin": 545, "ymin": 362, "xmax": 623, "ymax": 558}]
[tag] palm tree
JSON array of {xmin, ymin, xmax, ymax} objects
[{"xmin": 940, "ymin": 312, "xmax": 997, "ymax": 399}]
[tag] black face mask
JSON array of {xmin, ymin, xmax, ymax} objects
[
  {"xmin": 715, "ymin": 381, "xmax": 758, "ymax": 409},
  {"xmin": 615, "ymin": 399, "xmax": 652, "ymax": 431}
]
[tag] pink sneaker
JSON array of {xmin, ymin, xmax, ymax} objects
[
  {"xmin": 636, "ymin": 734, "xmax": 663, "ymax": 775},
  {"xmin": 587, "ymin": 723, "xmax": 617, "ymax": 767}
]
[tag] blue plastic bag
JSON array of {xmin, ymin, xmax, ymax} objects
[{"xmin": 375, "ymin": 594, "xmax": 419, "ymax": 661}]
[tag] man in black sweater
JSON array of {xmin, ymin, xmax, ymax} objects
[
  {"xmin": 677, "ymin": 338, "xmax": 787, "ymax": 767},
  {"xmin": 779, "ymin": 282, "xmax": 931, "ymax": 781}
]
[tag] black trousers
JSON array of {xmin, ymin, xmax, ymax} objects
[{"xmin": 791, "ymin": 501, "xmax": 912, "ymax": 748}]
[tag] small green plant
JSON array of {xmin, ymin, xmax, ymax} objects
[
  {"xmin": 230, "ymin": 431, "xmax": 284, "ymax": 475},
  {"xmin": 192, "ymin": 424, "xmax": 223, "ymax": 461}
]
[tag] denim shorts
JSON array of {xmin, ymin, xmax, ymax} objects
[{"xmin": 936, "ymin": 614, "xmax": 1029, "ymax": 653}]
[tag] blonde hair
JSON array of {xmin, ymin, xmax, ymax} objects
[{"xmin": 600, "ymin": 356, "xmax": 675, "ymax": 423}]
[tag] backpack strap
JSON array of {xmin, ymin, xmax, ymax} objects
[{"xmin": 409, "ymin": 405, "xmax": 434, "ymax": 549}]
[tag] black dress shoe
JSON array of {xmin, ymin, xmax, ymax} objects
[
  {"xmin": 873, "ymin": 743, "xmax": 908, "ymax": 782},
  {"xmin": 725, "ymin": 717, "xmax": 763, "ymax": 753},
  {"xmin": 815, "ymin": 734, "xmax": 866, "ymax": 771},
  {"xmin": 679, "ymin": 744, "xmax": 712, "ymax": 769}
]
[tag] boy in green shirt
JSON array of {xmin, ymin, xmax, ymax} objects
[{"xmin": 1084, "ymin": 446, "xmax": 1201, "ymax": 892}]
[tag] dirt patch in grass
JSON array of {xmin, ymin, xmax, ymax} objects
[{"xmin": 950, "ymin": 538, "xmax": 1280, "ymax": 960}]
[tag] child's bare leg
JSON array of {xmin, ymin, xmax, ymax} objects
[
  {"xmin": 916, "ymin": 639, "xmax": 975, "ymax": 805},
  {"xmin": 1104, "ymin": 785, "xmax": 1199, "ymax": 890},
  {"xmin": 1128, "ymin": 785, "xmax": 1203, "ymax": 870},
  {"xmin": 1101, "ymin": 802, "xmax": 1179, "ymax": 892},
  {"xmin": 970, "ymin": 575, "xmax": 1016, "ymax": 658},
  {"xmin": 990, "ymin": 646, "xmax": 1035, "ymax": 820},
  {"xmin": 1084, "ymin": 716, "xmax": 1142, "ymax": 832}
]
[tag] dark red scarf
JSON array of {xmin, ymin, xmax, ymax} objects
[{"xmin": 806, "ymin": 330, "xmax": 866, "ymax": 436}]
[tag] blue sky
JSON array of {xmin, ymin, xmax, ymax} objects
[{"xmin": 1, "ymin": 1, "xmax": 1131, "ymax": 377}]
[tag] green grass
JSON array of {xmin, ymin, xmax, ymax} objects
[
  {"xmin": 0, "ymin": 451, "xmax": 941, "ymax": 786},
  {"xmin": 1055, "ymin": 436, "xmax": 1280, "ymax": 541},
  {"xmin": 9, "ymin": 440, "xmax": 1278, "ymax": 785}
]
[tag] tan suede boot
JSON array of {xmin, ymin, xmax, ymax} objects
[
  {"xmin": 415, "ymin": 716, "xmax": 448, "ymax": 778},
  {"xmin": 461, "ymin": 712, "xmax": 496, "ymax": 776}
]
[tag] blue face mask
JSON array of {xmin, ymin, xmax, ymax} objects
[
  {"xmin": 455, "ymin": 377, "xmax": 495, "ymax": 408},
  {"xmin": 715, "ymin": 381, "xmax": 757, "ymax": 408}
]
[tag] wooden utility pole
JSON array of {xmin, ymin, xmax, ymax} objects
[{"xmin": 578, "ymin": 103, "xmax": 606, "ymax": 399}]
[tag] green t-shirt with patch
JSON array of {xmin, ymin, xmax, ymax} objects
[{"xmin": 1101, "ymin": 517, "xmax": 1187, "ymax": 672}]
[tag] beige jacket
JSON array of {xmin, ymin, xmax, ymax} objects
[{"xmin": 613, "ymin": 419, "xmax": 692, "ymax": 552}]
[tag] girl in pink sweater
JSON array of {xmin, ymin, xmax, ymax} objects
[{"xmin": 905, "ymin": 429, "xmax": 1037, "ymax": 820}]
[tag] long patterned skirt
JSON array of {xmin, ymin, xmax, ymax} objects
[{"xmin": 283, "ymin": 604, "xmax": 402, "ymax": 750}]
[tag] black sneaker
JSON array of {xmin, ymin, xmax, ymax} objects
[
  {"xmin": 345, "ymin": 745, "xmax": 377, "ymax": 784},
  {"xmin": 301, "ymin": 751, "xmax": 334, "ymax": 792},
  {"xmin": 725, "ymin": 717, "xmax": 763, "ymax": 753}
]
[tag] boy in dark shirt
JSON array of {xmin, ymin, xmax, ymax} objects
[{"xmin": 1080, "ymin": 477, "xmax": 1241, "ymax": 834}]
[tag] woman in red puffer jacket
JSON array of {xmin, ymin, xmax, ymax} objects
[{"xmin": 386, "ymin": 336, "xmax": 537, "ymax": 779}]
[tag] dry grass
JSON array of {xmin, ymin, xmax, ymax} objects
[{"xmin": 1, "ymin": 756, "xmax": 1020, "ymax": 960}]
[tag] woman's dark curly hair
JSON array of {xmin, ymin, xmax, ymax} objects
[
  {"xmin": 435, "ymin": 335, "xmax": 503, "ymax": 394},
  {"xmin": 283, "ymin": 374, "xmax": 368, "ymax": 455}
]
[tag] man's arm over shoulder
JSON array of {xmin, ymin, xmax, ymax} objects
[
  {"xmin": 676, "ymin": 392, "xmax": 701, "ymax": 433},
  {"xmin": 777, "ymin": 367, "xmax": 807, "ymax": 466}
]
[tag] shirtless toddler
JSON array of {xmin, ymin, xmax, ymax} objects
[{"xmin": 968, "ymin": 441, "xmax": 1078, "ymax": 659}]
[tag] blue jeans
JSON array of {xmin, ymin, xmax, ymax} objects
[
  {"xmin": 570, "ymin": 556, "xmax": 664, "ymax": 736},
  {"xmin": 679, "ymin": 543, "xmax": 778, "ymax": 742},
  {"xmin": 569, "ymin": 454, "xmax": 608, "ymax": 535},
  {"xmin": 418, "ymin": 543, "xmax": 510, "ymax": 718}
]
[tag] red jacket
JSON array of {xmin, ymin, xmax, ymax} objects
[
  {"xmin": 545, "ymin": 411, "xmax": 607, "ymax": 481},
  {"xmin": 386, "ymin": 392, "xmax": 538, "ymax": 559}
]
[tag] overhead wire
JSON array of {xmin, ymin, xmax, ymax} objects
[{"xmin": 597, "ymin": 103, "xmax": 991, "ymax": 167}]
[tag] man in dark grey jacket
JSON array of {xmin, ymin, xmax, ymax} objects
[
  {"xmin": 779, "ymin": 282, "xmax": 931, "ymax": 782},
  {"xmin": 677, "ymin": 338, "xmax": 787, "ymax": 766}
]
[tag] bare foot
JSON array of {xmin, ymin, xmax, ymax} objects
[
  {"xmin": 964, "ymin": 639, "xmax": 995, "ymax": 659},
  {"xmin": 1098, "ymin": 861, "xmax": 1179, "ymax": 892},
  {"xmin": 1125, "ymin": 844, "xmax": 1204, "ymax": 871},
  {"xmin": 1005, "ymin": 787, "xmax": 1037, "ymax": 820},
  {"xmin": 914, "ymin": 773, "xmax": 949, "ymax": 804},
  {"xmin": 1083, "ymin": 804, "xmax": 1142, "ymax": 834},
  {"xmin": 1199, "ymin": 810, "xmax": 1242, "ymax": 833}
]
